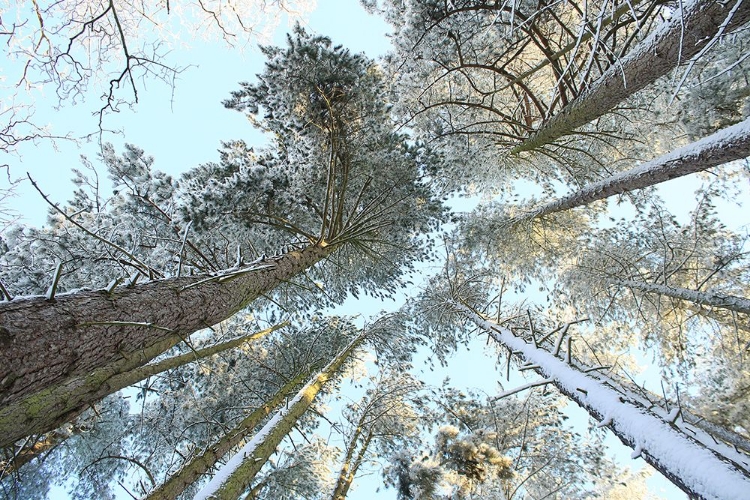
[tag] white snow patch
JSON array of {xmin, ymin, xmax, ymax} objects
[{"xmin": 455, "ymin": 302, "xmax": 750, "ymax": 500}]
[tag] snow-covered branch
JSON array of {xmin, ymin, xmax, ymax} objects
[{"xmin": 451, "ymin": 300, "xmax": 750, "ymax": 499}]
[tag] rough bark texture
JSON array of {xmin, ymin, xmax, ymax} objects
[
  {"xmin": 513, "ymin": 118, "xmax": 750, "ymax": 224},
  {"xmin": 615, "ymin": 278, "xmax": 750, "ymax": 315},
  {"xmin": 197, "ymin": 333, "xmax": 364, "ymax": 500},
  {"xmin": 0, "ymin": 243, "xmax": 334, "ymax": 407},
  {"xmin": 0, "ymin": 323, "xmax": 284, "ymax": 449},
  {"xmin": 454, "ymin": 302, "xmax": 750, "ymax": 499},
  {"xmin": 511, "ymin": 0, "xmax": 750, "ymax": 153},
  {"xmin": 146, "ymin": 369, "xmax": 309, "ymax": 500}
]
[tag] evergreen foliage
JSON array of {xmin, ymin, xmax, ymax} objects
[{"xmin": 2, "ymin": 1, "xmax": 750, "ymax": 498}]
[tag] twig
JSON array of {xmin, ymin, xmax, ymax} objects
[
  {"xmin": 491, "ymin": 378, "xmax": 553, "ymax": 401},
  {"xmin": 28, "ymin": 173, "xmax": 159, "ymax": 278},
  {"xmin": 77, "ymin": 321, "xmax": 173, "ymax": 332},
  {"xmin": 0, "ymin": 279, "xmax": 12, "ymax": 301},
  {"xmin": 45, "ymin": 262, "xmax": 63, "ymax": 301}
]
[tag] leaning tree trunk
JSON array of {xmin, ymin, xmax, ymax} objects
[
  {"xmin": 0, "ymin": 243, "xmax": 335, "ymax": 408},
  {"xmin": 511, "ymin": 0, "xmax": 750, "ymax": 153},
  {"xmin": 145, "ymin": 368, "xmax": 310, "ymax": 500},
  {"xmin": 614, "ymin": 277, "xmax": 750, "ymax": 315},
  {"xmin": 509, "ymin": 118, "xmax": 750, "ymax": 226},
  {"xmin": 193, "ymin": 332, "xmax": 365, "ymax": 500},
  {"xmin": 331, "ymin": 425, "xmax": 374, "ymax": 500},
  {"xmin": 452, "ymin": 300, "xmax": 750, "ymax": 499},
  {"xmin": 0, "ymin": 322, "xmax": 285, "ymax": 451}
]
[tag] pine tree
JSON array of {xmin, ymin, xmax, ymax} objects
[
  {"xmin": 330, "ymin": 371, "xmax": 423, "ymax": 500},
  {"xmin": 512, "ymin": 0, "xmax": 750, "ymax": 152},
  {"xmin": 0, "ymin": 321, "xmax": 285, "ymax": 454},
  {"xmin": 449, "ymin": 300, "xmax": 750, "ymax": 499},
  {"xmin": 506, "ymin": 117, "xmax": 750, "ymax": 227},
  {"xmin": 0, "ymin": 27, "xmax": 444, "ymax": 417},
  {"xmin": 192, "ymin": 326, "xmax": 367, "ymax": 499}
]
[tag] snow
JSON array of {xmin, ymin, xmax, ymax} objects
[
  {"xmin": 192, "ymin": 393, "xmax": 301, "ymax": 500},
  {"xmin": 527, "ymin": 116, "xmax": 750, "ymax": 220},
  {"xmin": 192, "ymin": 333, "xmax": 363, "ymax": 499},
  {"xmin": 453, "ymin": 301, "xmax": 750, "ymax": 500}
]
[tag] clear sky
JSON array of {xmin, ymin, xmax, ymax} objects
[{"xmin": 1, "ymin": 0, "xmax": 695, "ymax": 498}]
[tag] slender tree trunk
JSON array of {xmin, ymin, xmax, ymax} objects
[
  {"xmin": 193, "ymin": 332, "xmax": 365, "ymax": 500},
  {"xmin": 511, "ymin": 118, "xmax": 750, "ymax": 226},
  {"xmin": 0, "ymin": 243, "xmax": 335, "ymax": 407},
  {"xmin": 0, "ymin": 323, "xmax": 284, "ymax": 450},
  {"xmin": 331, "ymin": 428, "xmax": 373, "ymax": 500},
  {"xmin": 0, "ymin": 429, "xmax": 67, "ymax": 479},
  {"xmin": 452, "ymin": 300, "xmax": 750, "ymax": 499},
  {"xmin": 511, "ymin": 0, "xmax": 750, "ymax": 153},
  {"xmin": 615, "ymin": 278, "xmax": 750, "ymax": 315},
  {"xmin": 145, "ymin": 368, "xmax": 310, "ymax": 500}
]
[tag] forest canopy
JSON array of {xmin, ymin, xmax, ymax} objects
[{"xmin": 1, "ymin": 0, "xmax": 750, "ymax": 499}]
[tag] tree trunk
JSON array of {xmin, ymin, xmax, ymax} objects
[
  {"xmin": 193, "ymin": 332, "xmax": 365, "ymax": 500},
  {"xmin": 511, "ymin": 118, "xmax": 750, "ymax": 225},
  {"xmin": 331, "ymin": 427, "xmax": 373, "ymax": 500},
  {"xmin": 511, "ymin": 0, "xmax": 750, "ymax": 153},
  {"xmin": 145, "ymin": 368, "xmax": 310, "ymax": 500},
  {"xmin": 0, "ymin": 243, "xmax": 335, "ymax": 407},
  {"xmin": 0, "ymin": 323, "xmax": 284, "ymax": 450},
  {"xmin": 1, "ymin": 429, "xmax": 68, "ymax": 478},
  {"xmin": 614, "ymin": 277, "xmax": 750, "ymax": 315},
  {"xmin": 452, "ymin": 300, "xmax": 750, "ymax": 499}
]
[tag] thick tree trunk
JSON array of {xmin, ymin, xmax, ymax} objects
[
  {"xmin": 615, "ymin": 278, "xmax": 750, "ymax": 315},
  {"xmin": 453, "ymin": 301, "xmax": 750, "ymax": 499},
  {"xmin": 0, "ymin": 323, "xmax": 284, "ymax": 450},
  {"xmin": 0, "ymin": 243, "xmax": 335, "ymax": 407},
  {"xmin": 193, "ymin": 332, "xmax": 365, "ymax": 500},
  {"xmin": 511, "ymin": 0, "xmax": 750, "ymax": 153},
  {"xmin": 145, "ymin": 368, "xmax": 309, "ymax": 500},
  {"xmin": 511, "ymin": 118, "xmax": 750, "ymax": 225}
]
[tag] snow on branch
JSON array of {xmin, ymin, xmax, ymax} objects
[{"xmin": 451, "ymin": 300, "xmax": 750, "ymax": 500}]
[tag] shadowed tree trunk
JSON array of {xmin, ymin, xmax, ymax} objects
[
  {"xmin": 613, "ymin": 278, "xmax": 750, "ymax": 315},
  {"xmin": 145, "ymin": 368, "xmax": 310, "ymax": 500},
  {"xmin": 509, "ymin": 118, "xmax": 750, "ymax": 226},
  {"xmin": 0, "ymin": 243, "xmax": 335, "ymax": 408},
  {"xmin": 511, "ymin": 0, "xmax": 750, "ymax": 153},
  {"xmin": 193, "ymin": 331, "xmax": 365, "ymax": 500},
  {"xmin": 0, "ymin": 322, "xmax": 285, "ymax": 451},
  {"xmin": 331, "ymin": 423, "xmax": 374, "ymax": 500}
]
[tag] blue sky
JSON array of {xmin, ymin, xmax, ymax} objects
[
  {"xmin": 1, "ymin": 0, "xmax": 693, "ymax": 498},
  {"xmin": 4, "ymin": 0, "xmax": 392, "ymax": 228}
]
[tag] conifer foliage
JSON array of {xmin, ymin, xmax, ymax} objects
[{"xmin": 2, "ymin": 0, "xmax": 750, "ymax": 498}]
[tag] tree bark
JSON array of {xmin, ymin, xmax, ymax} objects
[
  {"xmin": 452, "ymin": 301, "xmax": 750, "ymax": 499},
  {"xmin": 193, "ymin": 332, "xmax": 365, "ymax": 500},
  {"xmin": 614, "ymin": 278, "xmax": 750, "ymax": 315},
  {"xmin": 511, "ymin": 118, "xmax": 750, "ymax": 225},
  {"xmin": 511, "ymin": 0, "xmax": 750, "ymax": 153},
  {"xmin": 0, "ymin": 323, "xmax": 284, "ymax": 450},
  {"xmin": 0, "ymin": 243, "xmax": 335, "ymax": 407},
  {"xmin": 145, "ymin": 368, "xmax": 309, "ymax": 500},
  {"xmin": 331, "ymin": 427, "xmax": 373, "ymax": 500}
]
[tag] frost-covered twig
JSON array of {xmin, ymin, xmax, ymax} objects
[
  {"xmin": 179, "ymin": 263, "xmax": 276, "ymax": 292},
  {"xmin": 491, "ymin": 378, "xmax": 553, "ymax": 401},
  {"xmin": 45, "ymin": 262, "xmax": 63, "ymax": 301},
  {"xmin": 0, "ymin": 280, "xmax": 12, "ymax": 301},
  {"xmin": 28, "ymin": 174, "xmax": 159, "ymax": 279}
]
